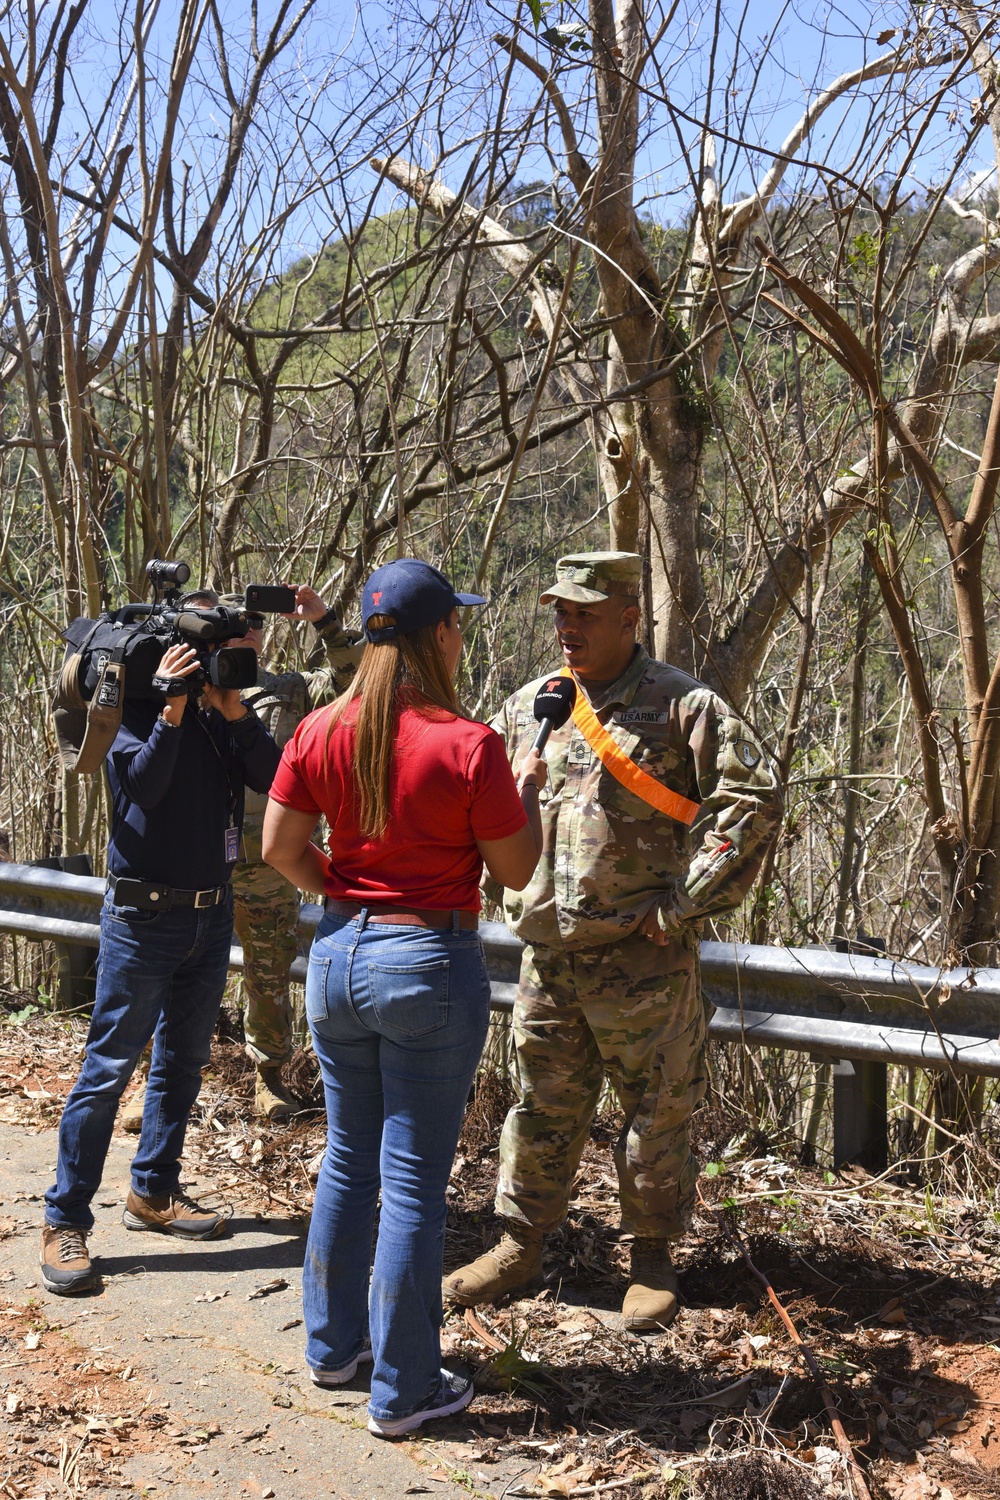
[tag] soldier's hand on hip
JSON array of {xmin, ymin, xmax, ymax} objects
[
  {"xmin": 640, "ymin": 896, "xmax": 686, "ymax": 946},
  {"xmin": 640, "ymin": 904, "xmax": 669, "ymax": 945}
]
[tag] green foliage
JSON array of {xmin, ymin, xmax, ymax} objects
[
  {"xmin": 5, "ymin": 1002, "xmax": 39, "ymax": 1025},
  {"xmin": 662, "ymin": 304, "xmax": 713, "ymax": 431},
  {"xmin": 483, "ymin": 1322, "xmax": 554, "ymax": 1399},
  {"xmin": 540, "ymin": 21, "xmax": 589, "ymax": 51},
  {"xmin": 846, "ymin": 229, "xmax": 881, "ymax": 274}
]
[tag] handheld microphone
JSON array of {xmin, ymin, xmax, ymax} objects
[{"xmin": 532, "ymin": 675, "xmax": 577, "ymax": 752}]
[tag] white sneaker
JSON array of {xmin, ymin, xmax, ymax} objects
[
  {"xmin": 309, "ymin": 1347, "xmax": 374, "ymax": 1387},
  {"xmin": 367, "ymin": 1370, "xmax": 473, "ymax": 1438}
]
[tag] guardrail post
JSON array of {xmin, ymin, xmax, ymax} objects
[
  {"xmin": 829, "ymin": 934, "xmax": 888, "ymax": 1170},
  {"xmin": 833, "ymin": 1058, "xmax": 888, "ymax": 1170},
  {"xmin": 30, "ymin": 855, "xmax": 98, "ymax": 1010}
]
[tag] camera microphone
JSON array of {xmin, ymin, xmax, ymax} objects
[
  {"xmin": 532, "ymin": 675, "xmax": 577, "ymax": 752},
  {"xmin": 174, "ymin": 611, "xmax": 218, "ymax": 640}
]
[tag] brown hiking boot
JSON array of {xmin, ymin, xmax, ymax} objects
[
  {"xmin": 40, "ymin": 1225, "xmax": 98, "ymax": 1296},
  {"xmin": 443, "ymin": 1223, "xmax": 544, "ymax": 1306},
  {"xmin": 255, "ymin": 1064, "xmax": 296, "ymax": 1122},
  {"xmin": 121, "ymin": 1077, "xmax": 147, "ymax": 1133},
  {"xmin": 123, "ymin": 1189, "xmax": 226, "ymax": 1240},
  {"xmin": 621, "ymin": 1238, "xmax": 678, "ymax": 1331}
]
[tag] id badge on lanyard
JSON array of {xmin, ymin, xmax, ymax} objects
[{"xmin": 195, "ymin": 709, "xmax": 243, "ymax": 865}]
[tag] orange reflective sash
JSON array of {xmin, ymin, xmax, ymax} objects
[{"xmin": 561, "ymin": 667, "xmax": 700, "ymax": 827}]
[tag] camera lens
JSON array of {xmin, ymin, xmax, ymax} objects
[{"xmin": 210, "ymin": 647, "xmax": 258, "ymax": 691}]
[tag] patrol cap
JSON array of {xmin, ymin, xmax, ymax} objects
[
  {"xmin": 362, "ymin": 557, "xmax": 486, "ymax": 642},
  {"xmin": 539, "ymin": 551, "xmax": 643, "ymax": 606}
]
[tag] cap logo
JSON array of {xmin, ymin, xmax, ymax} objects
[{"xmin": 372, "ymin": 591, "xmax": 382, "ymax": 605}]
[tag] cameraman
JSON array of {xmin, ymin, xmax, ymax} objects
[
  {"xmin": 121, "ymin": 584, "xmax": 362, "ymax": 1125},
  {"xmin": 40, "ymin": 620, "xmax": 281, "ymax": 1296}
]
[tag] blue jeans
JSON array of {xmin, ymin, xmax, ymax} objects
[
  {"xmin": 303, "ymin": 911, "xmax": 490, "ymax": 1422},
  {"xmin": 45, "ymin": 891, "xmax": 234, "ymax": 1231}
]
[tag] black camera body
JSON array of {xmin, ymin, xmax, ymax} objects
[
  {"xmin": 61, "ymin": 561, "xmax": 286, "ymax": 706},
  {"xmin": 150, "ymin": 606, "xmax": 258, "ymax": 698}
]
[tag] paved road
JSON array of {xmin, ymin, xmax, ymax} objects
[{"xmin": 1, "ymin": 1125, "xmax": 483, "ymax": 1499}]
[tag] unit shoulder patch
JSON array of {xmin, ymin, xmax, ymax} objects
[{"xmin": 734, "ymin": 740, "xmax": 761, "ymax": 770}]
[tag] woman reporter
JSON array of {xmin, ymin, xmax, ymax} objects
[{"xmin": 262, "ymin": 558, "xmax": 545, "ymax": 1438}]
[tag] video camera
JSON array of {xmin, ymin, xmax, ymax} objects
[
  {"xmin": 60, "ymin": 559, "xmax": 288, "ymax": 707},
  {"xmin": 141, "ymin": 559, "xmax": 257, "ymax": 698},
  {"xmin": 54, "ymin": 560, "xmax": 297, "ymax": 772}
]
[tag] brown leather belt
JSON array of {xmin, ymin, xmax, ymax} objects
[{"xmin": 325, "ymin": 899, "xmax": 478, "ymax": 931}]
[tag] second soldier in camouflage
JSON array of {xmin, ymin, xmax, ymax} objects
[
  {"xmin": 444, "ymin": 552, "xmax": 782, "ymax": 1328},
  {"xmin": 231, "ymin": 587, "xmax": 362, "ymax": 1119}
]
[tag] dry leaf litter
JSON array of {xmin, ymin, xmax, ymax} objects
[{"xmin": 3, "ymin": 995, "xmax": 1000, "ymax": 1500}]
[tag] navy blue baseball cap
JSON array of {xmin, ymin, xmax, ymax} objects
[{"xmin": 361, "ymin": 557, "xmax": 486, "ymax": 642}]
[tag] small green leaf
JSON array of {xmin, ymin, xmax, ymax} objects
[
  {"xmin": 526, "ymin": 0, "xmax": 543, "ymax": 27},
  {"xmin": 704, "ymin": 1161, "xmax": 722, "ymax": 1177}
]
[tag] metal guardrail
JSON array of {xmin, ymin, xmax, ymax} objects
[{"xmin": 3, "ymin": 860, "xmax": 1000, "ymax": 1166}]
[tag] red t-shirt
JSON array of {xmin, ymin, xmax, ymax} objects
[{"xmin": 269, "ymin": 700, "xmax": 527, "ymax": 911}]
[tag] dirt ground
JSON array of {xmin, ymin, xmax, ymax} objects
[
  {"xmin": 0, "ymin": 1299, "xmax": 186, "ymax": 1494},
  {"xmin": 4, "ymin": 1001, "xmax": 1000, "ymax": 1500}
]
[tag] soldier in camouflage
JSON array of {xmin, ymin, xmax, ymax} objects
[
  {"xmin": 123, "ymin": 585, "xmax": 361, "ymax": 1127},
  {"xmin": 228, "ymin": 586, "xmax": 362, "ymax": 1119},
  {"xmin": 444, "ymin": 552, "xmax": 782, "ymax": 1329}
]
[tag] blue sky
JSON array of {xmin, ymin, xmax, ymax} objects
[{"xmin": 10, "ymin": 0, "xmax": 989, "ymax": 311}]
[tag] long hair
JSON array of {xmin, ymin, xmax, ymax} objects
[{"xmin": 326, "ymin": 613, "xmax": 459, "ymax": 840}]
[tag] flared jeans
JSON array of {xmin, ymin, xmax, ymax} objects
[{"xmin": 303, "ymin": 909, "xmax": 490, "ymax": 1421}]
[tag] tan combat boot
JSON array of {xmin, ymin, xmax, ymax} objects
[
  {"xmin": 621, "ymin": 1238, "xmax": 678, "ymax": 1331},
  {"xmin": 443, "ymin": 1222, "xmax": 544, "ymax": 1306},
  {"xmin": 121, "ymin": 1075, "xmax": 147, "ymax": 1133},
  {"xmin": 255, "ymin": 1064, "xmax": 296, "ymax": 1122}
]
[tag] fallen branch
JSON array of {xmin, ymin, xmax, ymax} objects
[
  {"xmin": 700, "ymin": 1190, "xmax": 873, "ymax": 1500},
  {"xmin": 464, "ymin": 1306, "xmax": 507, "ymax": 1351}
]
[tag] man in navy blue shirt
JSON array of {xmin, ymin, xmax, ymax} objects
[{"xmin": 41, "ymin": 631, "xmax": 281, "ymax": 1295}]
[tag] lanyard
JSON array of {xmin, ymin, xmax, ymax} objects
[
  {"xmin": 560, "ymin": 667, "xmax": 700, "ymax": 827},
  {"xmin": 193, "ymin": 709, "xmax": 240, "ymax": 829}
]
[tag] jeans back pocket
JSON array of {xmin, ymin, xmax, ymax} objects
[
  {"xmin": 368, "ymin": 955, "xmax": 450, "ymax": 1038},
  {"xmin": 305, "ymin": 956, "xmax": 332, "ymax": 1025}
]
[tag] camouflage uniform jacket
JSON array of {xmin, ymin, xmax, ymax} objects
[
  {"xmin": 494, "ymin": 646, "xmax": 782, "ymax": 951},
  {"xmin": 239, "ymin": 617, "xmax": 363, "ymax": 863}
]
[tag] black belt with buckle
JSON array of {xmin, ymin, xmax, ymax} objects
[{"xmin": 108, "ymin": 877, "xmax": 230, "ymax": 912}]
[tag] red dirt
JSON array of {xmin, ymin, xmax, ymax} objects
[{"xmin": 0, "ymin": 1299, "xmax": 182, "ymax": 1495}]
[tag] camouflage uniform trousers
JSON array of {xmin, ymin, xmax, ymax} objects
[
  {"xmin": 496, "ymin": 927, "xmax": 709, "ymax": 1240},
  {"xmin": 231, "ymin": 859, "xmax": 300, "ymax": 1066}
]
